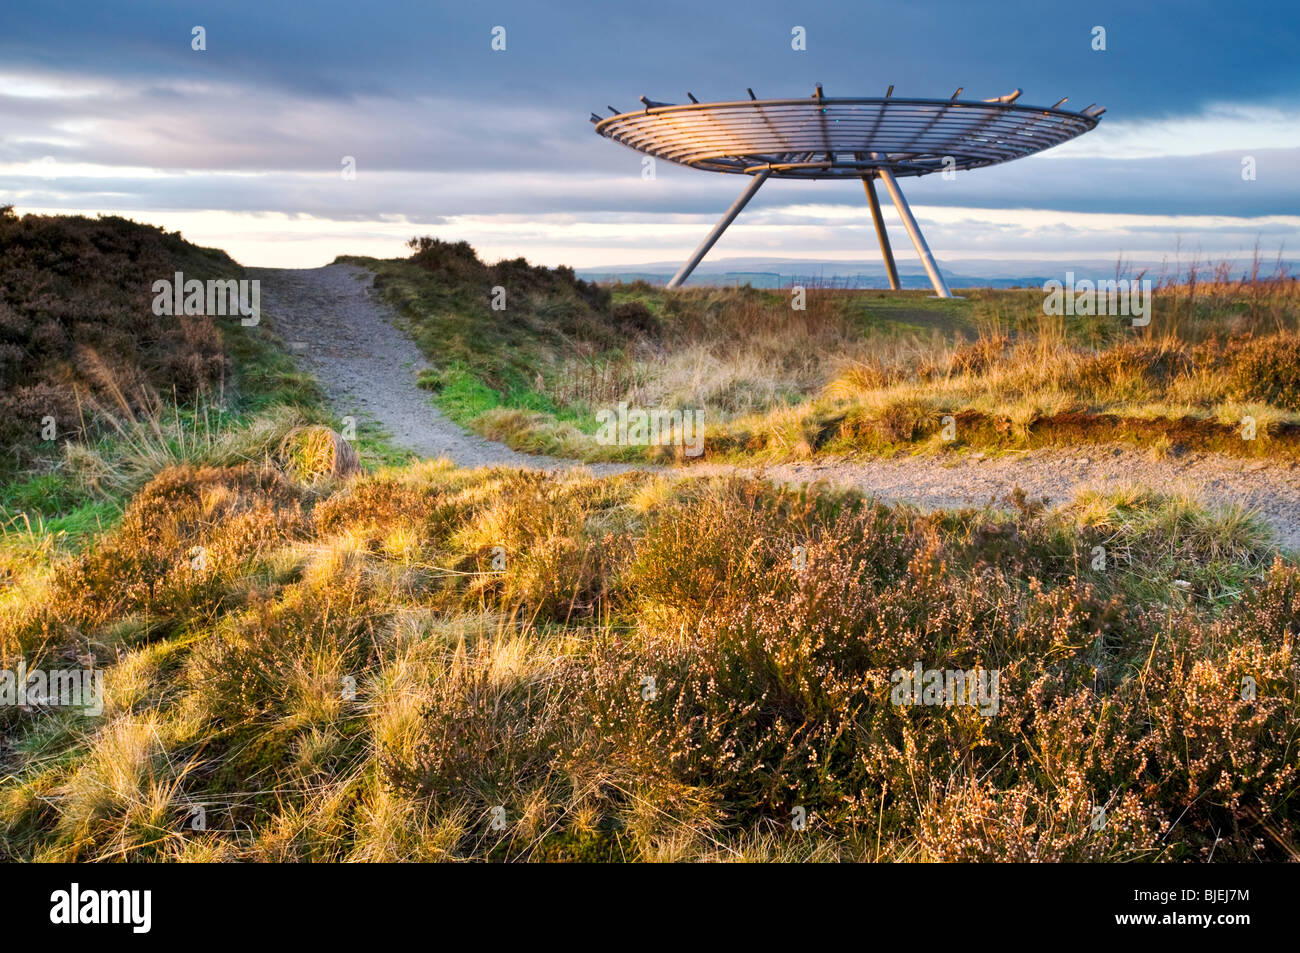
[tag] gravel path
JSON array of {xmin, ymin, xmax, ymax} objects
[
  {"xmin": 690, "ymin": 451, "xmax": 1298, "ymax": 550},
  {"xmin": 251, "ymin": 264, "xmax": 631, "ymax": 474},
  {"xmin": 252, "ymin": 264, "xmax": 1299, "ymax": 551}
]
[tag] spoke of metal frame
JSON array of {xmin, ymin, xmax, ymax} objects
[
  {"xmin": 595, "ymin": 97, "xmax": 1097, "ymax": 177},
  {"xmin": 861, "ymin": 173, "xmax": 900, "ymax": 290},
  {"xmin": 665, "ymin": 170, "xmax": 771, "ymax": 289},
  {"xmin": 874, "ymin": 163, "xmax": 952, "ymax": 298}
]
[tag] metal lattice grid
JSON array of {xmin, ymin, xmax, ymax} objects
[{"xmin": 592, "ymin": 86, "xmax": 1103, "ymax": 293}]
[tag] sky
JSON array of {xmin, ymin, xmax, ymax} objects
[{"xmin": 1, "ymin": 0, "xmax": 1297, "ymax": 271}]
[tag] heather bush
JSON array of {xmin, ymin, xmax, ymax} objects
[
  {"xmin": 2, "ymin": 462, "xmax": 1293, "ymax": 861},
  {"xmin": 0, "ymin": 213, "xmax": 244, "ymax": 458},
  {"xmin": 1227, "ymin": 332, "xmax": 1300, "ymax": 410}
]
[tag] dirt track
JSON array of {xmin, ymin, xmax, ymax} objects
[
  {"xmin": 253, "ymin": 264, "xmax": 1300, "ymax": 551},
  {"xmin": 252, "ymin": 264, "xmax": 632, "ymax": 476}
]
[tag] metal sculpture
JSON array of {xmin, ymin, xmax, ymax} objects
[{"xmin": 593, "ymin": 85, "xmax": 1103, "ymax": 294}]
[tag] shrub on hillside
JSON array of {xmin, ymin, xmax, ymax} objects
[
  {"xmin": 610, "ymin": 300, "xmax": 660, "ymax": 337},
  {"xmin": 405, "ymin": 236, "xmax": 610, "ymax": 315},
  {"xmin": 154, "ymin": 317, "xmax": 231, "ymax": 396},
  {"xmin": 0, "ymin": 212, "xmax": 242, "ymax": 456},
  {"xmin": 5, "ymin": 464, "xmax": 308, "ymax": 654},
  {"xmin": 1227, "ymin": 332, "xmax": 1300, "ymax": 410},
  {"xmin": 1075, "ymin": 341, "xmax": 1195, "ymax": 392},
  {"xmin": 0, "ymin": 382, "xmax": 80, "ymax": 449},
  {"xmin": 405, "ymin": 237, "xmax": 484, "ymax": 285},
  {"xmin": 951, "ymin": 335, "xmax": 1008, "ymax": 375}
]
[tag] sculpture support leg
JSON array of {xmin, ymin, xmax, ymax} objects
[
  {"xmin": 666, "ymin": 170, "xmax": 771, "ymax": 289},
  {"xmin": 875, "ymin": 166, "xmax": 953, "ymax": 298},
  {"xmin": 862, "ymin": 174, "xmax": 900, "ymax": 291}
]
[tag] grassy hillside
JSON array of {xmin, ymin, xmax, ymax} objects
[
  {"xmin": 344, "ymin": 239, "xmax": 1300, "ymax": 462},
  {"xmin": 0, "ymin": 211, "xmax": 338, "ymax": 606},
  {"xmin": 2, "ymin": 207, "xmax": 238, "ymax": 454},
  {"xmin": 2, "ymin": 224, "xmax": 1296, "ymax": 862},
  {"xmin": 2, "ymin": 461, "xmax": 1294, "ymax": 861}
]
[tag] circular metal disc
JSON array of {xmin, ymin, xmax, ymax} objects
[{"xmin": 595, "ymin": 97, "xmax": 1099, "ymax": 179}]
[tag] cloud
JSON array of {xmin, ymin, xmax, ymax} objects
[
  {"xmin": 1, "ymin": 0, "xmax": 1296, "ymax": 267},
  {"xmin": 5, "ymin": 141, "xmax": 1295, "ymax": 221}
]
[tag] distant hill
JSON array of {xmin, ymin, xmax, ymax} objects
[{"xmin": 577, "ymin": 255, "xmax": 1300, "ymax": 289}]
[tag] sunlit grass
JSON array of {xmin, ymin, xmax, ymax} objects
[
  {"xmin": 350, "ymin": 242, "xmax": 1300, "ymax": 462},
  {"xmin": 2, "ymin": 458, "xmax": 1292, "ymax": 862}
]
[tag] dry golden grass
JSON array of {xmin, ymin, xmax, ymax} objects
[
  {"xmin": 2, "ymin": 458, "xmax": 1293, "ymax": 863},
  {"xmin": 278, "ymin": 426, "xmax": 362, "ymax": 484},
  {"xmin": 4, "ymin": 232, "xmax": 1297, "ymax": 863},
  {"xmin": 371, "ymin": 250, "xmax": 1300, "ymax": 461}
]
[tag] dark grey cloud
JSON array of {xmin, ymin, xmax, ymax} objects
[
  {"xmin": 3, "ymin": 0, "xmax": 1298, "ymax": 119},
  {"xmin": 1, "ymin": 0, "xmax": 1296, "ymax": 266}
]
